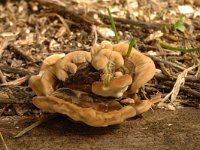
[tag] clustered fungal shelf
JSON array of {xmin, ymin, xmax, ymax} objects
[{"xmin": 29, "ymin": 41, "xmax": 160, "ymax": 127}]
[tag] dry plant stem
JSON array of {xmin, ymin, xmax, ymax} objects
[
  {"xmin": 14, "ymin": 114, "xmax": 57, "ymax": 138},
  {"xmin": 39, "ymin": 13, "xmax": 70, "ymax": 34},
  {"xmin": 0, "ymin": 69, "xmax": 7, "ymax": 83},
  {"xmin": 162, "ymin": 81, "xmax": 200, "ymax": 98},
  {"xmin": 14, "ymin": 120, "xmax": 43, "ymax": 138},
  {"xmin": 149, "ymin": 55, "xmax": 196, "ymax": 74},
  {"xmin": 8, "ymin": 44, "xmax": 34, "ymax": 62},
  {"xmin": 0, "ymin": 132, "xmax": 9, "ymax": 150},
  {"xmin": 159, "ymin": 63, "xmax": 172, "ymax": 77}
]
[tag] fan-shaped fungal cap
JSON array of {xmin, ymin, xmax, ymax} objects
[
  {"xmin": 55, "ymin": 51, "xmax": 91, "ymax": 81},
  {"xmin": 113, "ymin": 42, "xmax": 156, "ymax": 94},
  {"xmin": 91, "ymin": 49, "xmax": 124, "ymax": 70},
  {"xmin": 40, "ymin": 53, "xmax": 65, "ymax": 71},
  {"xmin": 92, "ymin": 74, "xmax": 132, "ymax": 98},
  {"xmin": 32, "ymin": 88, "xmax": 160, "ymax": 127},
  {"xmin": 29, "ymin": 54, "xmax": 65, "ymax": 96},
  {"xmin": 91, "ymin": 41, "xmax": 113, "ymax": 55}
]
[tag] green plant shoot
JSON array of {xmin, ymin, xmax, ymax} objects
[
  {"xmin": 173, "ymin": 14, "xmax": 186, "ymax": 32},
  {"xmin": 103, "ymin": 62, "xmax": 111, "ymax": 86},
  {"xmin": 107, "ymin": 8, "xmax": 119, "ymax": 43},
  {"xmin": 160, "ymin": 43, "xmax": 200, "ymax": 52},
  {"xmin": 126, "ymin": 37, "xmax": 135, "ymax": 57}
]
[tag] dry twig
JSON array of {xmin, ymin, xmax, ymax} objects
[
  {"xmin": 14, "ymin": 114, "xmax": 57, "ymax": 138},
  {"xmin": 0, "ymin": 65, "xmax": 31, "ymax": 76},
  {"xmin": 149, "ymin": 55, "xmax": 196, "ymax": 74},
  {"xmin": 0, "ymin": 75, "xmax": 30, "ymax": 87},
  {"xmin": 8, "ymin": 44, "xmax": 34, "ymax": 62},
  {"xmin": 0, "ymin": 132, "xmax": 9, "ymax": 150},
  {"xmin": 155, "ymin": 73, "xmax": 200, "ymax": 83},
  {"xmin": 38, "ymin": 12, "xmax": 71, "ymax": 34}
]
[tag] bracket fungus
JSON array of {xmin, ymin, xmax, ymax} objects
[{"xmin": 29, "ymin": 41, "xmax": 159, "ymax": 127}]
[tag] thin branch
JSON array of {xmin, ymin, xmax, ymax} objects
[
  {"xmin": 155, "ymin": 73, "xmax": 200, "ymax": 83},
  {"xmin": 0, "ymin": 132, "xmax": 9, "ymax": 150},
  {"xmin": 148, "ymin": 55, "xmax": 196, "ymax": 74},
  {"xmin": 14, "ymin": 114, "xmax": 57, "ymax": 138},
  {"xmin": 8, "ymin": 44, "xmax": 34, "ymax": 62},
  {"xmin": 0, "ymin": 65, "xmax": 31, "ymax": 76},
  {"xmin": 0, "ymin": 75, "xmax": 30, "ymax": 87}
]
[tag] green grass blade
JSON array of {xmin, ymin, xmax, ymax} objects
[
  {"xmin": 107, "ymin": 8, "xmax": 119, "ymax": 43},
  {"xmin": 160, "ymin": 43, "xmax": 200, "ymax": 52},
  {"xmin": 126, "ymin": 37, "xmax": 135, "ymax": 57}
]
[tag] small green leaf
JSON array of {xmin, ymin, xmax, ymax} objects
[
  {"xmin": 107, "ymin": 8, "xmax": 119, "ymax": 43},
  {"xmin": 173, "ymin": 14, "xmax": 186, "ymax": 32},
  {"xmin": 126, "ymin": 37, "xmax": 135, "ymax": 57}
]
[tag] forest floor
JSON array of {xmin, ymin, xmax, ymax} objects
[{"xmin": 0, "ymin": 0, "xmax": 200, "ymax": 150}]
